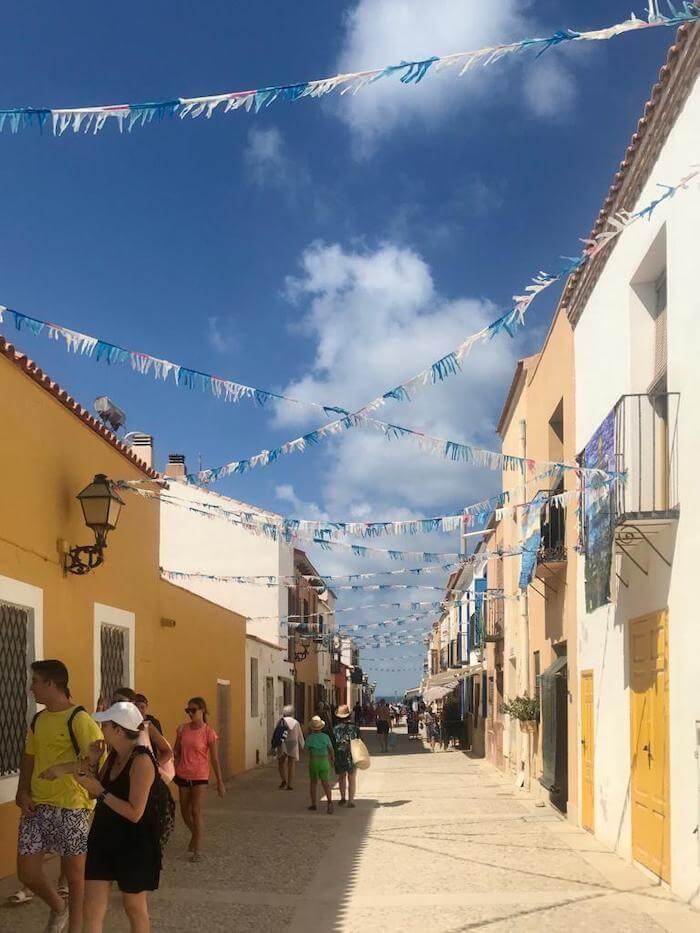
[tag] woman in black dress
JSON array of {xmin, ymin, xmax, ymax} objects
[{"xmin": 76, "ymin": 701, "xmax": 160, "ymax": 933}]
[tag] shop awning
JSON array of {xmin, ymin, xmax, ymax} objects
[{"xmin": 423, "ymin": 681, "xmax": 458, "ymax": 704}]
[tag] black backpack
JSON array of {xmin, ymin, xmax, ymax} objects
[
  {"xmin": 150, "ymin": 768, "xmax": 176, "ymax": 854},
  {"xmin": 271, "ymin": 717, "xmax": 288, "ymax": 751},
  {"xmin": 31, "ymin": 705, "xmax": 86, "ymax": 757}
]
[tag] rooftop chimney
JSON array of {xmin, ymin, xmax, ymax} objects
[
  {"xmin": 165, "ymin": 453, "xmax": 187, "ymax": 480},
  {"xmin": 128, "ymin": 433, "xmax": 154, "ymax": 469}
]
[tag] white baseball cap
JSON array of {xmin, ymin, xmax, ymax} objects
[{"xmin": 93, "ymin": 701, "xmax": 144, "ymax": 732}]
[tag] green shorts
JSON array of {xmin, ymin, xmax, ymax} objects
[{"xmin": 309, "ymin": 758, "xmax": 331, "ymax": 781}]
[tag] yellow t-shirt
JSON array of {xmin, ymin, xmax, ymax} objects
[{"xmin": 25, "ymin": 706, "xmax": 103, "ymax": 810}]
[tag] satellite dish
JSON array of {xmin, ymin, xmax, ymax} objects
[{"xmin": 94, "ymin": 396, "xmax": 127, "ymax": 433}]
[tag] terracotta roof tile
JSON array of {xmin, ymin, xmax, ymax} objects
[
  {"xmin": 0, "ymin": 335, "xmax": 159, "ymax": 478},
  {"xmin": 564, "ymin": 23, "xmax": 699, "ymax": 325}
]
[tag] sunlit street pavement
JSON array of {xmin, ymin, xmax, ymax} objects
[{"xmin": 1, "ymin": 727, "xmax": 697, "ymax": 932}]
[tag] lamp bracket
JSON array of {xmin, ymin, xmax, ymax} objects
[{"xmin": 65, "ymin": 544, "xmax": 105, "ymax": 576}]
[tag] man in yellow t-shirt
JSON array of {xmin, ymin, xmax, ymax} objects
[{"xmin": 16, "ymin": 660, "xmax": 103, "ymax": 933}]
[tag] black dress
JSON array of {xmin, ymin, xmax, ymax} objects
[{"xmin": 85, "ymin": 746, "xmax": 161, "ymax": 893}]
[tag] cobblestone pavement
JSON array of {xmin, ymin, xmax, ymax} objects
[{"xmin": 1, "ymin": 728, "xmax": 698, "ymax": 932}]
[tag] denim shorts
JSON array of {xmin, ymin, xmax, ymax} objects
[{"xmin": 18, "ymin": 805, "xmax": 91, "ymax": 857}]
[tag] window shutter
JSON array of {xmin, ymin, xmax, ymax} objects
[{"xmin": 653, "ymin": 304, "xmax": 667, "ymax": 385}]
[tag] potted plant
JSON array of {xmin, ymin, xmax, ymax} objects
[{"xmin": 500, "ymin": 694, "xmax": 539, "ymax": 733}]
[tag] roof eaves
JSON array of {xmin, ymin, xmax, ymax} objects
[
  {"xmin": 564, "ymin": 23, "xmax": 700, "ymax": 328},
  {"xmin": 0, "ymin": 337, "xmax": 159, "ymax": 478}
]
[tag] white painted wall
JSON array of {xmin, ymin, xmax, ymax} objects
[
  {"xmin": 574, "ymin": 75, "xmax": 700, "ymax": 903},
  {"xmin": 159, "ymin": 481, "xmax": 294, "ymax": 770}
]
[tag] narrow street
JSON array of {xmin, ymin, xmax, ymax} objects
[{"xmin": 1, "ymin": 727, "xmax": 697, "ymax": 932}]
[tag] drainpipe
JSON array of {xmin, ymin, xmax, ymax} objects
[{"xmin": 519, "ymin": 418, "xmax": 532, "ymax": 791}]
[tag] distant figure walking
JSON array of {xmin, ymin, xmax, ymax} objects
[
  {"xmin": 333, "ymin": 705, "xmax": 360, "ymax": 808},
  {"xmin": 173, "ymin": 697, "xmax": 225, "ymax": 862},
  {"xmin": 375, "ymin": 700, "xmax": 392, "ymax": 753},
  {"xmin": 77, "ymin": 701, "xmax": 160, "ymax": 933},
  {"xmin": 424, "ymin": 710, "xmax": 440, "ymax": 752},
  {"xmin": 306, "ymin": 717, "xmax": 335, "ymax": 814},
  {"xmin": 276, "ymin": 705, "xmax": 305, "ymax": 792},
  {"xmin": 353, "ymin": 701, "xmax": 362, "ymax": 726}
]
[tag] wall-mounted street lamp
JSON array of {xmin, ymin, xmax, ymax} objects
[{"xmin": 65, "ymin": 474, "xmax": 124, "ymax": 576}]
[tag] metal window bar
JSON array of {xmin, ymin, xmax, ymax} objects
[
  {"xmin": 0, "ymin": 603, "xmax": 33, "ymax": 777},
  {"xmin": 613, "ymin": 393, "xmax": 680, "ymax": 520},
  {"xmin": 100, "ymin": 624, "xmax": 126, "ymax": 707},
  {"xmin": 536, "ymin": 487, "xmax": 567, "ymax": 563}
]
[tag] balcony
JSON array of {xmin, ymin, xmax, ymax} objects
[
  {"xmin": 613, "ymin": 393, "xmax": 679, "ymax": 523},
  {"xmin": 483, "ymin": 594, "xmax": 504, "ymax": 643},
  {"xmin": 536, "ymin": 490, "xmax": 567, "ymax": 576}
]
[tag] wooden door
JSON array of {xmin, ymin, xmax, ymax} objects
[
  {"xmin": 216, "ymin": 680, "xmax": 231, "ymax": 779},
  {"xmin": 630, "ymin": 611, "xmax": 670, "ymax": 881},
  {"xmin": 580, "ymin": 671, "xmax": 595, "ymax": 832},
  {"xmin": 265, "ymin": 678, "xmax": 275, "ymax": 753}
]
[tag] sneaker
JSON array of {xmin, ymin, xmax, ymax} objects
[
  {"xmin": 44, "ymin": 903, "xmax": 69, "ymax": 933},
  {"xmin": 189, "ymin": 852, "xmax": 202, "ymax": 864}
]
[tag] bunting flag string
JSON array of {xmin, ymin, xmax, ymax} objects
[
  {"xmin": 0, "ymin": 5, "xmax": 697, "ymax": 137},
  {"xmin": 127, "ymin": 471, "xmax": 611, "ymax": 552},
  {"xmin": 2, "ymin": 166, "xmax": 696, "ymax": 483},
  {"xmin": 252, "ymin": 599, "xmax": 444, "ymax": 621},
  {"xmin": 161, "ymin": 566, "xmax": 460, "ymax": 588},
  {"xmin": 0, "ymin": 306, "xmax": 340, "ymax": 418}
]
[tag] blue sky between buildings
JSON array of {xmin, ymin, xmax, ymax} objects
[{"xmin": 0, "ymin": 1, "xmax": 677, "ymax": 693}]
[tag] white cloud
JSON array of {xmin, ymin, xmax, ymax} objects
[
  {"xmin": 276, "ymin": 240, "xmax": 518, "ymax": 517},
  {"xmin": 333, "ymin": 0, "xmax": 577, "ymax": 149},
  {"xmin": 243, "ymin": 127, "xmax": 290, "ymax": 187},
  {"xmin": 207, "ymin": 316, "xmax": 236, "ymax": 353},
  {"xmin": 521, "ymin": 56, "xmax": 577, "ymax": 119}
]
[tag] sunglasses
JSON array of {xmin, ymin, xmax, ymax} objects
[{"xmin": 184, "ymin": 707, "xmax": 201, "ymax": 715}]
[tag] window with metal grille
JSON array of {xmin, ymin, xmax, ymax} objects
[
  {"xmin": 0, "ymin": 602, "xmax": 35, "ymax": 777},
  {"xmin": 250, "ymin": 657, "xmax": 259, "ymax": 717},
  {"xmin": 100, "ymin": 624, "xmax": 126, "ymax": 706}
]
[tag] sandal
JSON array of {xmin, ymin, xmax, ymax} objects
[
  {"xmin": 7, "ymin": 889, "xmax": 34, "ymax": 906},
  {"xmin": 348, "ymin": 802, "xmax": 356, "ymax": 808},
  {"xmin": 338, "ymin": 799, "xmax": 347, "ymax": 806},
  {"xmin": 279, "ymin": 781, "xmax": 287, "ymax": 789},
  {"xmin": 286, "ymin": 785, "xmax": 294, "ymax": 791},
  {"xmin": 327, "ymin": 803, "xmax": 334, "ymax": 814},
  {"xmin": 307, "ymin": 804, "xmax": 317, "ymax": 811}
]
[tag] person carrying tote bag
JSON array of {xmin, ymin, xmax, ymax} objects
[
  {"xmin": 350, "ymin": 736, "xmax": 371, "ymax": 770},
  {"xmin": 332, "ymin": 705, "xmax": 368, "ymax": 808}
]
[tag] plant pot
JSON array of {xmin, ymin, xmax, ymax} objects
[{"xmin": 519, "ymin": 719, "xmax": 537, "ymax": 734}]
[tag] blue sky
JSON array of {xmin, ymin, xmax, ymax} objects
[{"xmin": 0, "ymin": 1, "xmax": 675, "ymax": 695}]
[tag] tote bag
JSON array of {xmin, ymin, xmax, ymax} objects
[{"xmin": 350, "ymin": 737, "xmax": 371, "ymax": 770}]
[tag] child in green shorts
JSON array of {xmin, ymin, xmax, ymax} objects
[{"xmin": 306, "ymin": 716, "xmax": 335, "ymax": 814}]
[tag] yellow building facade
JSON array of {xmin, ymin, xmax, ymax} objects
[{"xmin": 0, "ymin": 338, "xmax": 246, "ymax": 878}]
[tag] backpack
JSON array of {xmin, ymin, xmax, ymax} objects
[
  {"xmin": 31, "ymin": 705, "xmax": 86, "ymax": 758},
  {"xmin": 151, "ymin": 769, "xmax": 176, "ymax": 853},
  {"xmin": 270, "ymin": 717, "xmax": 289, "ymax": 751},
  {"xmin": 105, "ymin": 748, "xmax": 176, "ymax": 854}
]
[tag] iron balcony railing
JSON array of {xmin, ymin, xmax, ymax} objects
[
  {"xmin": 483, "ymin": 592, "xmax": 504, "ymax": 642},
  {"xmin": 613, "ymin": 393, "xmax": 679, "ymax": 521},
  {"xmin": 536, "ymin": 490, "xmax": 567, "ymax": 564}
]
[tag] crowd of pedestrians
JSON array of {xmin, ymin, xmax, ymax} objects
[
  {"xmin": 12, "ymin": 656, "xmax": 389, "ymax": 931},
  {"xmin": 11, "ymin": 658, "xmax": 227, "ymax": 932}
]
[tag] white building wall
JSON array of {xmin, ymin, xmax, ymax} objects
[
  {"xmin": 574, "ymin": 76, "xmax": 700, "ymax": 902},
  {"xmin": 159, "ymin": 481, "xmax": 294, "ymax": 771}
]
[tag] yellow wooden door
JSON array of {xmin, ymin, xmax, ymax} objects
[
  {"xmin": 580, "ymin": 672, "xmax": 594, "ymax": 832},
  {"xmin": 630, "ymin": 610, "xmax": 670, "ymax": 881}
]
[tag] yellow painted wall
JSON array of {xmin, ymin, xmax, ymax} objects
[
  {"xmin": 521, "ymin": 309, "xmax": 578, "ymax": 820},
  {"xmin": 0, "ymin": 350, "xmax": 245, "ymax": 878}
]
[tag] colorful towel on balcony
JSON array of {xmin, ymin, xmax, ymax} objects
[
  {"xmin": 581, "ymin": 412, "xmax": 615, "ymax": 611},
  {"xmin": 519, "ymin": 492, "xmax": 547, "ymax": 590}
]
